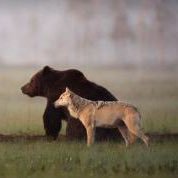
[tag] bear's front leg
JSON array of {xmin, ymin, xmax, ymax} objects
[
  {"xmin": 43, "ymin": 102, "xmax": 64, "ymax": 140},
  {"xmin": 66, "ymin": 117, "xmax": 86, "ymax": 140}
]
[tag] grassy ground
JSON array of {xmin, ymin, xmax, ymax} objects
[
  {"xmin": 0, "ymin": 141, "xmax": 177, "ymax": 178},
  {"xmin": 0, "ymin": 67, "xmax": 178, "ymax": 178}
]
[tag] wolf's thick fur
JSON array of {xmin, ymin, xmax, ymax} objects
[{"xmin": 55, "ymin": 88, "xmax": 149, "ymax": 147}]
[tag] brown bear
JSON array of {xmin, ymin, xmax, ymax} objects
[{"xmin": 21, "ymin": 66, "xmax": 126, "ymax": 141}]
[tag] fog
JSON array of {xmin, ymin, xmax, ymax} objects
[{"xmin": 0, "ymin": 0, "xmax": 178, "ymax": 68}]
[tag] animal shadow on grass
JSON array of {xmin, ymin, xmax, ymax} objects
[{"xmin": 0, "ymin": 133, "xmax": 177, "ymax": 143}]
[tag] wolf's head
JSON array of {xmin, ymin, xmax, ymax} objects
[{"xmin": 54, "ymin": 87, "xmax": 73, "ymax": 108}]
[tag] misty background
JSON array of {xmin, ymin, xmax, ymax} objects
[{"xmin": 0, "ymin": 0, "xmax": 178, "ymax": 68}]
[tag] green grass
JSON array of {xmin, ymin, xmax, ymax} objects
[
  {"xmin": 0, "ymin": 141, "xmax": 177, "ymax": 178},
  {"xmin": 0, "ymin": 67, "xmax": 178, "ymax": 177}
]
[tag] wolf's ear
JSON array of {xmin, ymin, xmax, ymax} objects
[
  {"xmin": 42, "ymin": 66, "xmax": 53, "ymax": 75},
  {"xmin": 66, "ymin": 87, "xmax": 72, "ymax": 94},
  {"xmin": 66, "ymin": 87, "xmax": 69, "ymax": 92}
]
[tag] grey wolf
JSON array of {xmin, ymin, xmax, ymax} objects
[{"xmin": 54, "ymin": 88, "xmax": 149, "ymax": 147}]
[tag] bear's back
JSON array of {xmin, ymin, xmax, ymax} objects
[{"xmin": 53, "ymin": 69, "xmax": 117, "ymax": 102}]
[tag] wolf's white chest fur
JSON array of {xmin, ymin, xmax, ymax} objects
[{"xmin": 68, "ymin": 106, "xmax": 78, "ymax": 118}]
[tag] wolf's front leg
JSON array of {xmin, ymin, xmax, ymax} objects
[{"xmin": 86, "ymin": 126, "xmax": 95, "ymax": 147}]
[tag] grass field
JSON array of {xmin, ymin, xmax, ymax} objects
[{"xmin": 0, "ymin": 67, "xmax": 178, "ymax": 178}]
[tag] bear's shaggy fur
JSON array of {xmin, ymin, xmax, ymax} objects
[{"xmin": 21, "ymin": 66, "xmax": 125, "ymax": 140}]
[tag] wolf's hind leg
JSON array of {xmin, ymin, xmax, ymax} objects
[
  {"xmin": 118, "ymin": 125, "xmax": 137, "ymax": 147},
  {"xmin": 128, "ymin": 131, "xmax": 137, "ymax": 144},
  {"xmin": 134, "ymin": 129, "xmax": 149, "ymax": 147},
  {"xmin": 118, "ymin": 126, "xmax": 129, "ymax": 147},
  {"xmin": 123, "ymin": 115, "xmax": 149, "ymax": 147}
]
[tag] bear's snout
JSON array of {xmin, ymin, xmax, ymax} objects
[
  {"xmin": 21, "ymin": 83, "xmax": 34, "ymax": 97},
  {"xmin": 21, "ymin": 84, "xmax": 29, "ymax": 94},
  {"xmin": 21, "ymin": 85, "xmax": 26, "ymax": 93}
]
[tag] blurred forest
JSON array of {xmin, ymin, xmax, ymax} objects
[{"xmin": 0, "ymin": 0, "xmax": 177, "ymax": 68}]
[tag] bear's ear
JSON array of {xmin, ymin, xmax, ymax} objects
[{"xmin": 42, "ymin": 66, "xmax": 53, "ymax": 75}]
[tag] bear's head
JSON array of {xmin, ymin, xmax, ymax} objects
[{"xmin": 21, "ymin": 66, "xmax": 54, "ymax": 97}]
